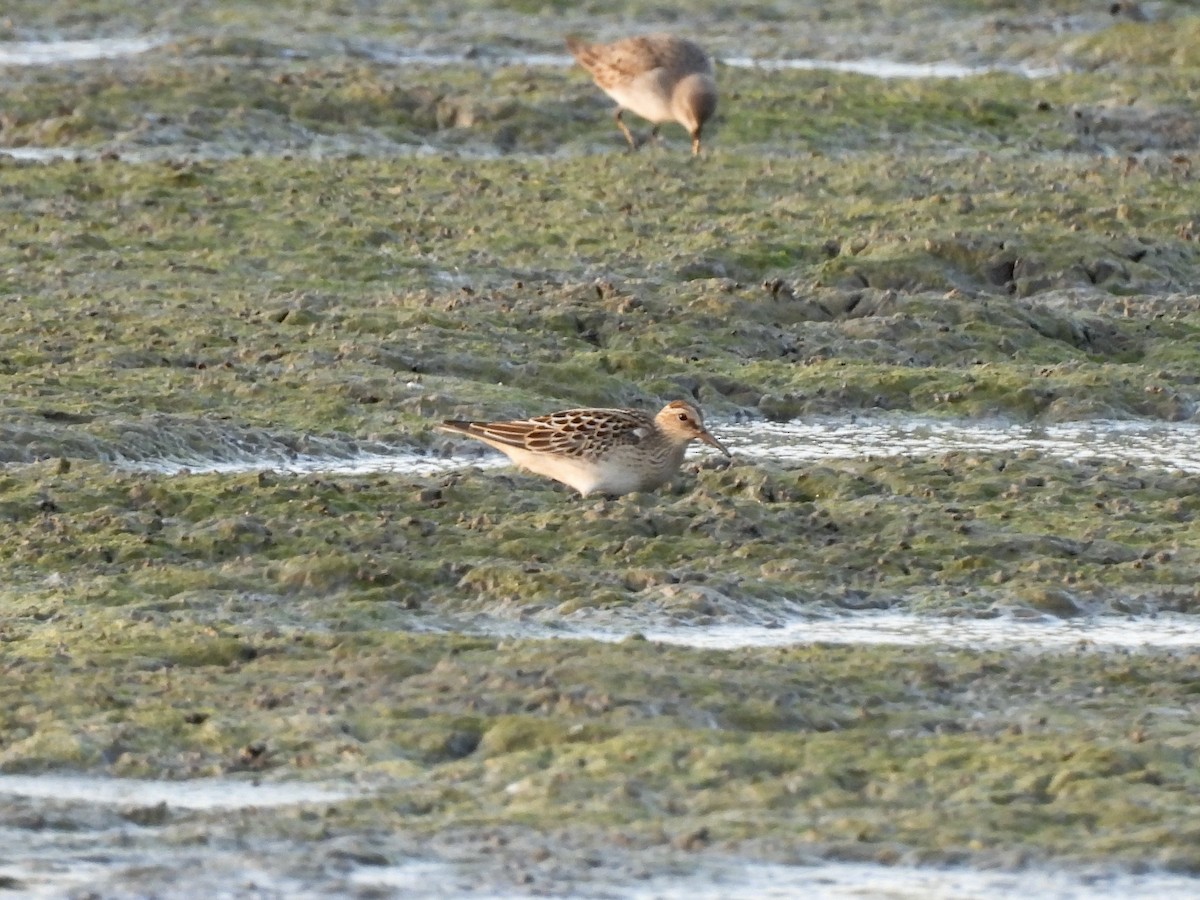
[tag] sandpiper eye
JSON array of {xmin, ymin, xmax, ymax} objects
[{"xmin": 677, "ymin": 413, "xmax": 690, "ymax": 422}]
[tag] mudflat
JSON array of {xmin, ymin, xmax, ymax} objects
[{"xmin": 2, "ymin": 1, "xmax": 1200, "ymax": 895}]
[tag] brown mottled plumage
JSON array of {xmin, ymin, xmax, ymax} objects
[
  {"xmin": 439, "ymin": 401, "xmax": 730, "ymax": 496},
  {"xmin": 566, "ymin": 33, "xmax": 717, "ymax": 156}
]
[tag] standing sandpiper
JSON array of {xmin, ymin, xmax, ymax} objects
[
  {"xmin": 438, "ymin": 400, "xmax": 730, "ymax": 496},
  {"xmin": 565, "ymin": 33, "xmax": 718, "ymax": 156}
]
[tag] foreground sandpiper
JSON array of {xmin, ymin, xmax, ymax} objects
[
  {"xmin": 565, "ymin": 33, "xmax": 718, "ymax": 156},
  {"xmin": 439, "ymin": 400, "xmax": 730, "ymax": 496}
]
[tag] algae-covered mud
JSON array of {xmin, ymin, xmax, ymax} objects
[{"xmin": 4, "ymin": 0, "xmax": 1200, "ymax": 896}]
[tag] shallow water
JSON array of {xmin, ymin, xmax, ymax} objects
[
  {"xmin": 729, "ymin": 417, "xmax": 1200, "ymax": 474},
  {"xmin": 110, "ymin": 416, "xmax": 1200, "ymax": 477},
  {"xmin": 591, "ymin": 611, "xmax": 1200, "ymax": 652},
  {"xmin": 356, "ymin": 858, "xmax": 1200, "ymax": 900},
  {"xmin": 0, "ymin": 831, "xmax": 337, "ymax": 900},
  {"xmin": 0, "ymin": 146, "xmax": 82, "ymax": 161},
  {"xmin": 722, "ymin": 56, "xmax": 1059, "ymax": 79},
  {"xmin": 119, "ymin": 446, "xmax": 470, "ymax": 477},
  {"xmin": 401, "ymin": 609, "xmax": 1200, "ymax": 655},
  {"xmin": 0, "ymin": 773, "xmax": 356, "ymax": 810},
  {"xmin": 0, "ymin": 36, "xmax": 161, "ymax": 65},
  {"xmin": 361, "ymin": 45, "xmax": 1058, "ymax": 79},
  {"xmin": 0, "ymin": 775, "xmax": 363, "ymax": 897},
  {"xmin": 8, "ymin": 841, "xmax": 1198, "ymax": 900},
  {"xmin": 0, "ymin": 35, "xmax": 1058, "ymax": 81}
]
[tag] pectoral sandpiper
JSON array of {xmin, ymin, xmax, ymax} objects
[
  {"xmin": 439, "ymin": 400, "xmax": 730, "ymax": 496},
  {"xmin": 565, "ymin": 33, "xmax": 718, "ymax": 156}
]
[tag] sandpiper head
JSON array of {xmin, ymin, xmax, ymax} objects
[
  {"xmin": 672, "ymin": 74, "xmax": 717, "ymax": 156},
  {"xmin": 674, "ymin": 75, "xmax": 717, "ymax": 127},
  {"xmin": 656, "ymin": 400, "xmax": 730, "ymax": 456}
]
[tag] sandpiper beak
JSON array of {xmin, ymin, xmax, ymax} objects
[{"xmin": 699, "ymin": 430, "xmax": 731, "ymax": 457}]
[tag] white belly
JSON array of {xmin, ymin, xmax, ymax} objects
[
  {"xmin": 497, "ymin": 445, "xmax": 676, "ymax": 497},
  {"xmin": 603, "ymin": 71, "xmax": 675, "ymax": 123}
]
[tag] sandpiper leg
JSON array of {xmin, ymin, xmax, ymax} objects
[{"xmin": 614, "ymin": 108, "xmax": 639, "ymax": 151}]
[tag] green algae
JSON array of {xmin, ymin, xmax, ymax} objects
[
  {"xmin": 2, "ymin": 151, "xmax": 1200, "ymax": 436},
  {"xmin": 3, "ymin": 452, "xmax": 1198, "ymax": 628},
  {"xmin": 11, "ymin": 439, "xmax": 1200, "ymax": 869},
  {"xmin": 1065, "ymin": 17, "xmax": 1200, "ymax": 69},
  {"xmin": 5, "ymin": 607, "xmax": 1200, "ymax": 868}
]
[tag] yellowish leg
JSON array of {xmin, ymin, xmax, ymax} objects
[{"xmin": 614, "ymin": 108, "xmax": 638, "ymax": 151}]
